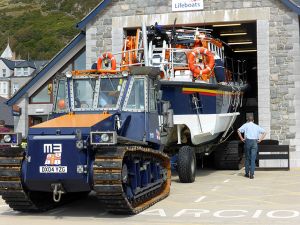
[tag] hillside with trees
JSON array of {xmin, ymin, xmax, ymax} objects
[{"xmin": 0, "ymin": 0, "xmax": 100, "ymax": 60}]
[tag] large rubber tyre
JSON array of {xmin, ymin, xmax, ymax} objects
[{"xmin": 177, "ymin": 146, "xmax": 196, "ymax": 183}]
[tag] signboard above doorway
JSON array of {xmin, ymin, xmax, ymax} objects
[{"xmin": 172, "ymin": 0, "xmax": 204, "ymax": 12}]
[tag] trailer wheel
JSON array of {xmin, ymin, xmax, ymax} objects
[{"xmin": 177, "ymin": 146, "xmax": 196, "ymax": 183}]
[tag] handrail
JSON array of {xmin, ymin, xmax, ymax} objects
[{"xmin": 91, "ymin": 47, "xmax": 247, "ymax": 85}]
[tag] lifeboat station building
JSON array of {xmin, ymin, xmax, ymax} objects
[{"xmin": 6, "ymin": 0, "xmax": 300, "ymax": 167}]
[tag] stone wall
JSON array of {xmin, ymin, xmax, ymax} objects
[
  {"xmin": 267, "ymin": 3, "xmax": 300, "ymax": 154},
  {"xmin": 85, "ymin": 0, "xmax": 300, "ymax": 166},
  {"xmin": 86, "ymin": 0, "xmax": 280, "ymax": 65}
]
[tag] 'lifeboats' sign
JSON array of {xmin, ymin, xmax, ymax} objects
[{"xmin": 172, "ymin": 0, "xmax": 204, "ymax": 12}]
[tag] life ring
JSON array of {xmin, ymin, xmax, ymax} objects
[
  {"xmin": 97, "ymin": 52, "xmax": 117, "ymax": 70},
  {"xmin": 188, "ymin": 47, "xmax": 215, "ymax": 81}
]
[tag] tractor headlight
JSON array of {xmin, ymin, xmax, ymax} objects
[
  {"xmin": 0, "ymin": 133, "xmax": 22, "ymax": 145},
  {"xmin": 90, "ymin": 131, "xmax": 117, "ymax": 145},
  {"xmin": 100, "ymin": 133, "xmax": 109, "ymax": 142},
  {"xmin": 3, "ymin": 134, "xmax": 11, "ymax": 143}
]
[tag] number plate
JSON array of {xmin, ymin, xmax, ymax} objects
[{"xmin": 39, "ymin": 166, "xmax": 67, "ymax": 173}]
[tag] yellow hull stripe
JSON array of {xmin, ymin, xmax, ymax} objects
[{"xmin": 182, "ymin": 87, "xmax": 234, "ymax": 95}]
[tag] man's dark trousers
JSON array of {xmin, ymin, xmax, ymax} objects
[{"xmin": 244, "ymin": 139, "xmax": 258, "ymax": 176}]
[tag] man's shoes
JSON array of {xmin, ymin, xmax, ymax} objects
[
  {"xmin": 244, "ymin": 174, "xmax": 249, "ymax": 178},
  {"xmin": 250, "ymin": 174, "xmax": 254, "ymax": 179}
]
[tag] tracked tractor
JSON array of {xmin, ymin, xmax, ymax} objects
[{"xmin": 0, "ymin": 67, "xmax": 170, "ymax": 214}]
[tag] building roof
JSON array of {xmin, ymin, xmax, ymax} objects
[
  {"xmin": 14, "ymin": 60, "xmax": 36, "ymax": 69},
  {"xmin": 7, "ymin": 32, "xmax": 86, "ymax": 106},
  {"xmin": 0, "ymin": 96, "xmax": 13, "ymax": 126},
  {"xmin": 0, "ymin": 58, "xmax": 36, "ymax": 70},
  {"xmin": 281, "ymin": 0, "xmax": 300, "ymax": 14},
  {"xmin": 0, "ymin": 57, "xmax": 15, "ymax": 70},
  {"xmin": 76, "ymin": 0, "xmax": 112, "ymax": 30},
  {"xmin": 0, "ymin": 43, "xmax": 13, "ymax": 59}
]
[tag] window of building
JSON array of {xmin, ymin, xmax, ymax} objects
[
  {"xmin": 29, "ymin": 115, "xmax": 48, "ymax": 127},
  {"xmin": 23, "ymin": 67, "xmax": 29, "ymax": 76},
  {"xmin": 2, "ymin": 69, "xmax": 6, "ymax": 77},
  {"xmin": 12, "ymin": 83, "xmax": 19, "ymax": 94},
  {"xmin": 0, "ymin": 82, "xmax": 8, "ymax": 95},
  {"xmin": 74, "ymin": 50, "xmax": 86, "ymax": 70},
  {"xmin": 16, "ymin": 68, "xmax": 22, "ymax": 76},
  {"xmin": 58, "ymin": 48, "xmax": 86, "ymax": 74},
  {"xmin": 30, "ymin": 83, "xmax": 52, "ymax": 103}
]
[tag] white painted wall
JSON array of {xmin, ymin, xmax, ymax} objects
[
  {"xmin": 0, "ymin": 81, "xmax": 9, "ymax": 99},
  {"xmin": 0, "ymin": 60, "xmax": 12, "ymax": 78}
]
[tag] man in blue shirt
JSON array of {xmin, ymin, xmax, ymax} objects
[{"xmin": 237, "ymin": 115, "xmax": 266, "ymax": 179}]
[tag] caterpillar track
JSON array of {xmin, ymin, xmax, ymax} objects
[
  {"xmin": 0, "ymin": 147, "xmax": 50, "ymax": 212},
  {"xmin": 0, "ymin": 147, "xmax": 85, "ymax": 212},
  {"xmin": 93, "ymin": 146, "xmax": 171, "ymax": 214},
  {"xmin": 0, "ymin": 145, "xmax": 170, "ymax": 214}
]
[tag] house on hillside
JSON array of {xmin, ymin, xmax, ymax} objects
[{"xmin": 0, "ymin": 43, "xmax": 47, "ymax": 99}]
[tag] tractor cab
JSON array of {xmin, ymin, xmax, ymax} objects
[
  {"xmin": 19, "ymin": 67, "xmax": 164, "ymax": 196},
  {"xmin": 52, "ymin": 73, "xmax": 126, "ymax": 114},
  {"xmin": 50, "ymin": 67, "xmax": 162, "ymax": 145}
]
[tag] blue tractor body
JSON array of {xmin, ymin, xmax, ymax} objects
[
  {"xmin": 24, "ymin": 134, "xmax": 91, "ymax": 192},
  {"xmin": 23, "ymin": 114, "xmax": 113, "ymax": 192},
  {"xmin": 22, "ymin": 106, "xmax": 161, "ymax": 193},
  {"xmin": 0, "ymin": 69, "xmax": 170, "ymax": 214}
]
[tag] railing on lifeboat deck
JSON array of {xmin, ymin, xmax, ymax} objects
[
  {"xmin": 116, "ymin": 47, "xmax": 192, "ymax": 80},
  {"xmin": 107, "ymin": 47, "xmax": 247, "ymax": 85}
]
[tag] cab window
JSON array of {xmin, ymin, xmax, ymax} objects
[
  {"xmin": 149, "ymin": 79, "xmax": 156, "ymax": 112},
  {"xmin": 54, "ymin": 80, "xmax": 68, "ymax": 112},
  {"xmin": 98, "ymin": 78, "xmax": 124, "ymax": 109},
  {"xmin": 73, "ymin": 79, "xmax": 96, "ymax": 109},
  {"xmin": 124, "ymin": 78, "xmax": 145, "ymax": 110}
]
